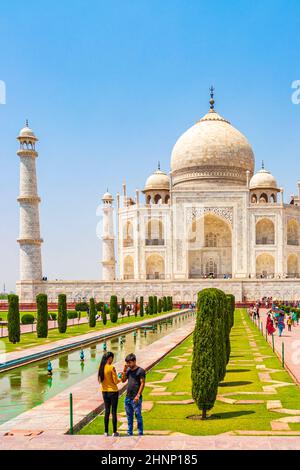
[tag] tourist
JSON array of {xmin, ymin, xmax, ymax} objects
[
  {"xmin": 277, "ymin": 313, "xmax": 285, "ymax": 337},
  {"xmin": 292, "ymin": 310, "xmax": 298, "ymax": 326},
  {"xmin": 98, "ymin": 352, "xmax": 120, "ymax": 437},
  {"xmin": 287, "ymin": 315, "xmax": 293, "ymax": 332},
  {"xmin": 266, "ymin": 313, "xmax": 276, "ymax": 336},
  {"xmin": 121, "ymin": 353, "xmax": 146, "ymax": 436}
]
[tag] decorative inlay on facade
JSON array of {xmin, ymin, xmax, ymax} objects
[{"xmin": 186, "ymin": 206, "xmax": 233, "ymax": 225}]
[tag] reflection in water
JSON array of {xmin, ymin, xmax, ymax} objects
[{"xmin": 0, "ymin": 312, "xmax": 194, "ymax": 425}]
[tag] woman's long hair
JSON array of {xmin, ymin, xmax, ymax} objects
[{"xmin": 98, "ymin": 352, "xmax": 114, "ymax": 382}]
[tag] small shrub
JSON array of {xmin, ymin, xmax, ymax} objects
[
  {"xmin": 21, "ymin": 314, "xmax": 35, "ymax": 325},
  {"xmin": 67, "ymin": 310, "xmax": 78, "ymax": 319}
]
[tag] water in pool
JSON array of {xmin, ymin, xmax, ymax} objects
[{"xmin": 0, "ymin": 312, "xmax": 194, "ymax": 425}]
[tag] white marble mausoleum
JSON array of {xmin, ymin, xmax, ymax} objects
[{"xmin": 16, "ymin": 92, "xmax": 300, "ymax": 302}]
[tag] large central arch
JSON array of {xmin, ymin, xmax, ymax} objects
[{"xmin": 188, "ymin": 213, "xmax": 232, "ymax": 278}]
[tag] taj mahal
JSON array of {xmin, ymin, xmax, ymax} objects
[{"xmin": 16, "ymin": 90, "xmax": 300, "ymax": 303}]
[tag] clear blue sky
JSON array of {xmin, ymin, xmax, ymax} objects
[{"xmin": 1, "ymin": 0, "xmax": 300, "ymax": 292}]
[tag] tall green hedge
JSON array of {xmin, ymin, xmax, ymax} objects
[
  {"xmin": 58, "ymin": 293, "xmax": 67, "ymax": 333},
  {"xmin": 140, "ymin": 296, "xmax": 144, "ymax": 316},
  {"xmin": 163, "ymin": 296, "xmax": 168, "ymax": 312},
  {"xmin": 7, "ymin": 294, "xmax": 20, "ymax": 344},
  {"xmin": 110, "ymin": 296, "xmax": 118, "ymax": 323},
  {"xmin": 153, "ymin": 296, "xmax": 158, "ymax": 314},
  {"xmin": 89, "ymin": 298, "xmax": 96, "ymax": 327},
  {"xmin": 158, "ymin": 298, "xmax": 162, "ymax": 313},
  {"xmin": 36, "ymin": 293, "xmax": 48, "ymax": 338},
  {"xmin": 192, "ymin": 288, "xmax": 224, "ymax": 419}
]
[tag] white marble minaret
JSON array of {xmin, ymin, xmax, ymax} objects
[
  {"xmin": 101, "ymin": 191, "xmax": 116, "ymax": 280},
  {"xmin": 17, "ymin": 121, "xmax": 43, "ymax": 281}
]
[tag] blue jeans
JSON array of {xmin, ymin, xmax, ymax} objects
[{"xmin": 125, "ymin": 396, "xmax": 143, "ymax": 436}]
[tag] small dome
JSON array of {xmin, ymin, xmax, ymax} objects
[
  {"xmin": 250, "ymin": 168, "xmax": 278, "ymax": 190},
  {"xmin": 144, "ymin": 169, "xmax": 170, "ymax": 191},
  {"xmin": 18, "ymin": 121, "xmax": 37, "ymax": 140},
  {"xmin": 102, "ymin": 191, "xmax": 113, "ymax": 201}
]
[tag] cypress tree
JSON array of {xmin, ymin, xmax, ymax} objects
[
  {"xmin": 140, "ymin": 296, "xmax": 144, "ymax": 316},
  {"xmin": 121, "ymin": 298, "xmax": 126, "ymax": 318},
  {"xmin": 110, "ymin": 295, "xmax": 118, "ymax": 323},
  {"xmin": 191, "ymin": 288, "xmax": 221, "ymax": 419},
  {"xmin": 225, "ymin": 296, "xmax": 232, "ymax": 364},
  {"xmin": 148, "ymin": 296, "xmax": 154, "ymax": 315},
  {"xmin": 135, "ymin": 298, "xmax": 138, "ymax": 317},
  {"xmin": 89, "ymin": 298, "xmax": 96, "ymax": 327},
  {"xmin": 36, "ymin": 293, "xmax": 48, "ymax": 338},
  {"xmin": 163, "ymin": 296, "xmax": 168, "ymax": 312},
  {"xmin": 215, "ymin": 289, "xmax": 227, "ymax": 382},
  {"xmin": 58, "ymin": 293, "xmax": 67, "ymax": 333},
  {"xmin": 153, "ymin": 296, "xmax": 158, "ymax": 314},
  {"xmin": 158, "ymin": 298, "xmax": 162, "ymax": 313},
  {"xmin": 7, "ymin": 294, "xmax": 20, "ymax": 344},
  {"xmin": 226, "ymin": 294, "xmax": 235, "ymax": 328},
  {"xmin": 170, "ymin": 296, "xmax": 173, "ymax": 310},
  {"xmin": 101, "ymin": 309, "xmax": 107, "ymax": 325}
]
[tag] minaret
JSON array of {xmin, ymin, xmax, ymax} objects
[
  {"xmin": 101, "ymin": 191, "xmax": 116, "ymax": 281},
  {"xmin": 17, "ymin": 121, "xmax": 43, "ymax": 281}
]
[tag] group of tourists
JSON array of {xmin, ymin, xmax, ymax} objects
[
  {"xmin": 98, "ymin": 352, "xmax": 146, "ymax": 436},
  {"xmin": 249, "ymin": 298, "xmax": 299, "ymax": 338}
]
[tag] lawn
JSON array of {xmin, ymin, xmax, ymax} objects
[
  {"xmin": 79, "ymin": 308, "xmax": 300, "ymax": 436},
  {"xmin": 1, "ymin": 310, "xmax": 180, "ymax": 353}
]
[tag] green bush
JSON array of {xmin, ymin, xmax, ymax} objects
[
  {"xmin": 7, "ymin": 294, "xmax": 20, "ymax": 344},
  {"xmin": 36, "ymin": 293, "xmax": 48, "ymax": 338},
  {"xmin": 21, "ymin": 314, "xmax": 35, "ymax": 325},
  {"xmin": 58, "ymin": 294, "xmax": 67, "ymax": 333},
  {"xmin": 48, "ymin": 313, "xmax": 57, "ymax": 321},
  {"xmin": 135, "ymin": 298, "xmax": 138, "ymax": 317},
  {"xmin": 163, "ymin": 296, "xmax": 168, "ymax": 312},
  {"xmin": 89, "ymin": 298, "xmax": 96, "ymax": 327},
  {"xmin": 140, "ymin": 296, "xmax": 144, "ymax": 316},
  {"xmin": 148, "ymin": 296, "xmax": 154, "ymax": 315},
  {"xmin": 153, "ymin": 296, "xmax": 158, "ymax": 314},
  {"xmin": 67, "ymin": 310, "xmax": 78, "ymax": 319},
  {"xmin": 158, "ymin": 298, "xmax": 162, "ymax": 313},
  {"xmin": 75, "ymin": 302, "xmax": 89, "ymax": 312},
  {"xmin": 110, "ymin": 296, "xmax": 118, "ymax": 323},
  {"xmin": 191, "ymin": 288, "xmax": 221, "ymax": 419},
  {"xmin": 215, "ymin": 289, "xmax": 227, "ymax": 382}
]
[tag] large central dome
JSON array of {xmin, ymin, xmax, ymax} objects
[{"xmin": 170, "ymin": 103, "xmax": 255, "ymax": 188}]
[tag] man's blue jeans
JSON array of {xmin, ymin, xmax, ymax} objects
[{"xmin": 125, "ymin": 396, "xmax": 143, "ymax": 436}]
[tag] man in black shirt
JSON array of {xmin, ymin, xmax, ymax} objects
[{"xmin": 121, "ymin": 353, "xmax": 146, "ymax": 436}]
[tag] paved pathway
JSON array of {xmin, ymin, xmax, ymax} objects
[
  {"xmin": 1, "ymin": 434, "xmax": 300, "ymax": 450},
  {"xmin": 0, "ymin": 317, "xmax": 195, "ymax": 438},
  {"xmin": 251, "ymin": 308, "xmax": 300, "ymax": 386},
  {"xmin": 1, "ymin": 310, "xmax": 188, "ymax": 369}
]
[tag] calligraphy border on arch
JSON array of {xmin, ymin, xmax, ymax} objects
[{"xmin": 186, "ymin": 207, "xmax": 233, "ymax": 226}]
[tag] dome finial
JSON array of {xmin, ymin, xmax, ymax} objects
[
  {"xmin": 209, "ymin": 85, "xmax": 215, "ymax": 111},
  {"xmin": 25, "ymin": 119, "xmax": 29, "ymax": 127},
  {"xmin": 262, "ymin": 160, "xmax": 265, "ymax": 170},
  {"xmin": 158, "ymin": 161, "xmax": 160, "ymax": 170}
]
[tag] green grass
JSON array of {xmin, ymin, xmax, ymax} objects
[
  {"xmin": 79, "ymin": 308, "xmax": 300, "ymax": 436},
  {"xmin": 1, "ymin": 310, "xmax": 179, "ymax": 353}
]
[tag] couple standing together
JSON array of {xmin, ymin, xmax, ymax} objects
[{"xmin": 98, "ymin": 352, "xmax": 145, "ymax": 436}]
